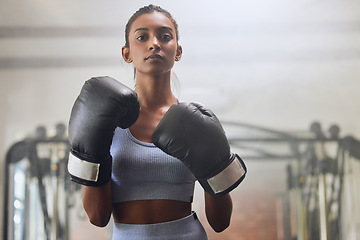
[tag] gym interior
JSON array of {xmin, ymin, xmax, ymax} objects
[{"xmin": 1, "ymin": 1, "xmax": 360, "ymax": 239}]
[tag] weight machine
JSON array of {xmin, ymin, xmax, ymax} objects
[
  {"xmin": 3, "ymin": 123, "xmax": 78, "ymax": 240},
  {"xmin": 224, "ymin": 121, "xmax": 360, "ymax": 240}
]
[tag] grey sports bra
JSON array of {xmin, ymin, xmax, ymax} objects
[{"xmin": 110, "ymin": 128, "xmax": 196, "ymax": 203}]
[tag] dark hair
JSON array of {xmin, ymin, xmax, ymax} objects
[{"xmin": 124, "ymin": 4, "xmax": 179, "ymax": 48}]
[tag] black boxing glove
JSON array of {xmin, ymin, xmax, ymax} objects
[
  {"xmin": 67, "ymin": 76, "xmax": 140, "ymax": 186},
  {"xmin": 152, "ymin": 102, "xmax": 247, "ymax": 196}
]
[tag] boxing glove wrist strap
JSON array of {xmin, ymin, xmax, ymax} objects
[
  {"xmin": 68, "ymin": 152, "xmax": 111, "ymax": 186},
  {"xmin": 199, "ymin": 154, "xmax": 247, "ymax": 195},
  {"xmin": 68, "ymin": 153, "xmax": 100, "ymax": 181}
]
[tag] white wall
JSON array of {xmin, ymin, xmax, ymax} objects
[{"xmin": 1, "ymin": 0, "xmax": 360, "ymax": 239}]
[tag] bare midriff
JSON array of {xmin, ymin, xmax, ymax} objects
[{"xmin": 112, "ymin": 199, "xmax": 192, "ymax": 224}]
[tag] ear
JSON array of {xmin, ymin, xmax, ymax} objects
[
  {"xmin": 122, "ymin": 46, "xmax": 132, "ymax": 63},
  {"xmin": 175, "ymin": 45, "xmax": 183, "ymax": 61}
]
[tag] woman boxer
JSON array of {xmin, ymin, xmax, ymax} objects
[{"xmin": 67, "ymin": 5, "xmax": 246, "ymax": 239}]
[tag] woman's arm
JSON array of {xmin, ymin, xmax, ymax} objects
[
  {"xmin": 82, "ymin": 182, "xmax": 113, "ymax": 227},
  {"xmin": 204, "ymin": 192, "xmax": 233, "ymax": 232}
]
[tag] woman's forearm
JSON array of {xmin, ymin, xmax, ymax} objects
[
  {"xmin": 82, "ymin": 182, "xmax": 113, "ymax": 227},
  {"xmin": 204, "ymin": 192, "xmax": 233, "ymax": 232}
]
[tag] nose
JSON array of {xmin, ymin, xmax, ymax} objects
[{"xmin": 149, "ymin": 37, "xmax": 160, "ymax": 51}]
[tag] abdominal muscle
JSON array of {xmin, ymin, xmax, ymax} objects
[{"xmin": 112, "ymin": 199, "xmax": 192, "ymax": 224}]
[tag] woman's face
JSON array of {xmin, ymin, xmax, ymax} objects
[{"xmin": 122, "ymin": 12, "xmax": 182, "ymax": 76}]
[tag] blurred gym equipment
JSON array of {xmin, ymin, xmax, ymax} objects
[
  {"xmin": 224, "ymin": 121, "xmax": 360, "ymax": 240},
  {"xmin": 3, "ymin": 121, "xmax": 360, "ymax": 240},
  {"xmin": 3, "ymin": 123, "xmax": 79, "ymax": 240}
]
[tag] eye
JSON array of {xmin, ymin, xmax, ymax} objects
[
  {"xmin": 160, "ymin": 34, "xmax": 173, "ymax": 42},
  {"xmin": 136, "ymin": 35, "xmax": 147, "ymax": 41}
]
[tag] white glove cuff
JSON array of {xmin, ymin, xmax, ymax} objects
[
  {"xmin": 68, "ymin": 152, "xmax": 100, "ymax": 182},
  {"xmin": 207, "ymin": 154, "xmax": 246, "ymax": 194},
  {"xmin": 198, "ymin": 154, "xmax": 247, "ymax": 196}
]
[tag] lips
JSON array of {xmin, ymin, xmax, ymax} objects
[{"xmin": 145, "ymin": 54, "xmax": 164, "ymax": 60}]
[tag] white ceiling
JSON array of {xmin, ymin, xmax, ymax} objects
[{"xmin": 1, "ymin": 0, "xmax": 360, "ymax": 134}]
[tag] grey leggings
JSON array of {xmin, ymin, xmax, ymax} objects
[{"xmin": 112, "ymin": 212, "xmax": 208, "ymax": 240}]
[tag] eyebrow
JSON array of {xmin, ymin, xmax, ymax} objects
[{"xmin": 134, "ymin": 26, "xmax": 173, "ymax": 33}]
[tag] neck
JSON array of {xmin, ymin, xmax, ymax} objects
[{"xmin": 135, "ymin": 71, "xmax": 177, "ymax": 109}]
